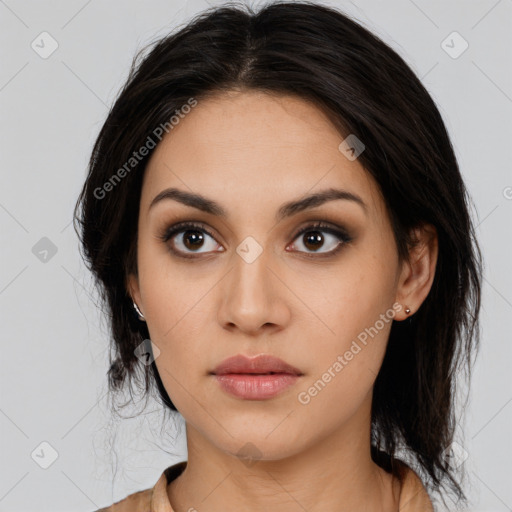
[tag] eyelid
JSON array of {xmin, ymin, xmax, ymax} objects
[
  {"xmin": 291, "ymin": 221, "xmax": 351, "ymax": 242},
  {"xmin": 160, "ymin": 220, "xmax": 217, "ymax": 242}
]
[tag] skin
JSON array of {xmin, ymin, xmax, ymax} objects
[{"xmin": 128, "ymin": 89, "xmax": 438, "ymax": 512}]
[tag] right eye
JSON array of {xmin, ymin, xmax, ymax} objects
[{"xmin": 159, "ymin": 221, "xmax": 225, "ymax": 258}]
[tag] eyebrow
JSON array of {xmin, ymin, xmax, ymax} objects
[{"xmin": 149, "ymin": 186, "xmax": 367, "ymax": 221}]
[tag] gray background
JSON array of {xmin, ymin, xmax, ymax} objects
[{"xmin": 0, "ymin": 0, "xmax": 511, "ymax": 510}]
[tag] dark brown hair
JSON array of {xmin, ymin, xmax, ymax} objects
[{"xmin": 73, "ymin": 1, "xmax": 482, "ymax": 507}]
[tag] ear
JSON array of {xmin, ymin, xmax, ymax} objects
[
  {"xmin": 394, "ymin": 223, "xmax": 438, "ymax": 321},
  {"xmin": 126, "ymin": 272, "xmax": 144, "ymax": 316}
]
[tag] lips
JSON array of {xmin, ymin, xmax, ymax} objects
[
  {"xmin": 211, "ymin": 354, "xmax": 303, "ymax": 400},
  {"xmin": 211, "ymin": 354, "xmax": 303, "ymax": 376}
]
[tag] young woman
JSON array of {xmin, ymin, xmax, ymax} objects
[{"xmin": 74, "ymin": 2, "xmax": 482, "ymax": 511}]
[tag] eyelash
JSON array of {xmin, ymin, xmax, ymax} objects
[{"xmin": 158, "ymin": 221, "xmax": 353, "ymax": 259}]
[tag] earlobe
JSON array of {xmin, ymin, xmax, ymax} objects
[
  {"xmin": 395, "ymin": 223, "xmax": 438, "ymax": 321},
  {"xmin": 126, "ymin": 273, "xmax": 144, "ymax": 319}
]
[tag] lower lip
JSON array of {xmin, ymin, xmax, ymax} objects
[{"xmin": 213, "ymin": 373, "xmax": 300, "ymax": 400}]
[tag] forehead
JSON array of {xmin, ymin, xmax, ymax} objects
[{"xmin": 141, "ymin": 90, "xmax": 384, "ymax": 219}]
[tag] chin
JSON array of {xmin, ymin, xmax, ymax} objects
[{"xmin": 214, "ymin": 429, "xmax": 306, "ymax": 464}]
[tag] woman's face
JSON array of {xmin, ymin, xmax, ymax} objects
[{"xmin": 128, "ymin": 90, "xmax": 410, "ymax": 461}]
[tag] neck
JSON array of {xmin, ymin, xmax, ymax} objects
[{"xmin": 167, "ymin": 405, "xmax": 400, "ymax": 511}]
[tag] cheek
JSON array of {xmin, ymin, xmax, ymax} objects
[
  {"xmin": 146, "ymin": 289, "xmax": 212, "ymax": 415},
  {"xmin": 138, "ymin": 238, "xmax": 206, "ymax": 331},
  {"xmin": 319, "ymin": 251, "xmax": 398, "ymax": 340},
  {"xmin": 297, "ymin": 247, "xmax": 398, "ymax": 400},
  {"xmin": 294, "ymin": 308, "xmax": 394, "ymax": 435},
  {"xmin": 137, "ymin": 248, "xmax": 212, "ymax": 387},
  {"xmin": 142, "ymin": 274, "xmax": 210, "ymax": 360}
]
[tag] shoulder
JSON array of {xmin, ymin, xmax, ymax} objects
[
  {"xmin": 92, "ymin": 487, "xmax": 152, "ymax": 512},
  {"xmin": 91, "ymin": 461, "xmax": 186, "ymax": 512}
]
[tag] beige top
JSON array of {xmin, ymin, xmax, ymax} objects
[{"xmin": 95, "ymin": 459, "xmax": 434, "ymax": 512}]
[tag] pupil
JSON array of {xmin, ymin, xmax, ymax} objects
[
  {"xmin": 304, "ymin": 231, "xmax": 323, "ymax": 251},
  {"xmin": 184, "ymin": 230, "xmax": 204, "ymax": 250}
]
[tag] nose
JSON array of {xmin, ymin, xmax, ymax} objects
[{"xmin": 217, "ymin": 247, "xmax": 291, "ymax": 336}]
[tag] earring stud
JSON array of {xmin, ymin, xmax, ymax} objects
[
  {"xmin": 405, "ymin": 307, "xmax": 411, "ymax": 315},
  {"xmin": 133, "ymin": 301, "xmax": 145, "ymax": 321}
]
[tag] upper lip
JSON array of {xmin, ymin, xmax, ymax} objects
[{"xmin": 211, "ymin": 354, "xmax": 303, "ymax": 376}]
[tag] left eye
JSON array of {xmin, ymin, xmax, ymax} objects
[{"xmin": 288, "ymin": 224, "xmax": 351, "ymax": 256}]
